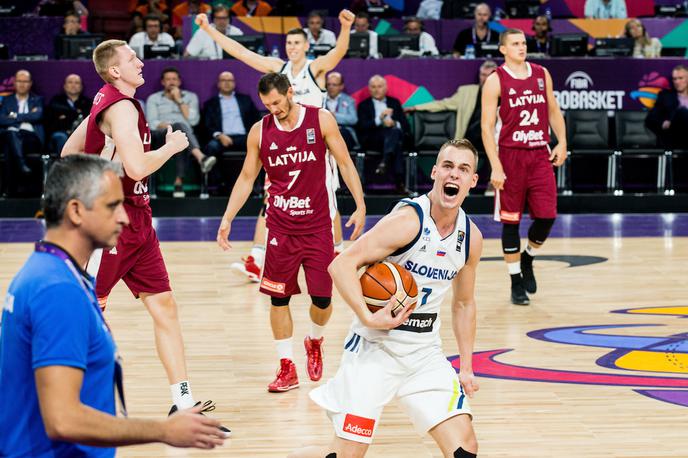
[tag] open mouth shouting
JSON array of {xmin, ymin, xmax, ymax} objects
[{"xmin": 443, "ymin": 183, "xmax": 460, "ymax": 197}]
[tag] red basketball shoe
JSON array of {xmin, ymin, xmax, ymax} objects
[
  {"xmin": 230, "ymin": 255, "xmax": 261, "ymax": 282},
  {"xmin": 268, "ymin": 358, "xmax": 299, "ymax": 392},
  {"xmin": 304, "ymin": 336, "xmax": 324, "ymax": 381}
]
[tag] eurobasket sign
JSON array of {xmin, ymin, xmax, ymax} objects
[{"xmin": 553, "ymin": 71, "xmax": 625, "ymax": 110}]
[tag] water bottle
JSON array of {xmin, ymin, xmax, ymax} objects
[
  {"xmin": 270, "ymin": 45, "xmax": 279, "ymax": 58},
  {"xmin": 545, "ymin": 7, "xmax": 552, "ymax": 22},
  {"xmin": 464, "ymin": 44, "xmax": 475, "ymax": 59},
  {"xmin": 257, "ymin": 45, "xmax": 265, "ymax": 56}
]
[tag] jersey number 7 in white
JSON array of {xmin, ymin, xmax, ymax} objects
[{"xmin": 287, "ymin": 170, "xmax": 301, "ymax": 190}]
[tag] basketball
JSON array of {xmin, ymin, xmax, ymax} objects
[{"xmin": 360, "ymin": 262, "xmax": 418, "ymax": 316}]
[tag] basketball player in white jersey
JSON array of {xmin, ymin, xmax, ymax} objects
[
  {"xmin": 291, "ymin": 139, "xmax": 483, "ymax": 458},
  {"xmin": 195, "ymin": 11, "xmax": 354, "ymax": 281}
]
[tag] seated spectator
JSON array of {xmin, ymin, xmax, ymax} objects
[
  {"xmin": 403, "ymin": 17, "xmax": 439, "ymax": 56},
  {"xmin": 624, "ymin": 18, "xmax": 661, "ymax": 58},
  {"xmin": 172, "ymin": 0, "xmax": 211, "ymax": 30},
  {"xmin": 416, "ymin": 0, "xmax": 442, "ymax": 20},
  {"xmin": 304, "ymin": 11, "xmax": 336, "ymax": 48},
  {"xmin": 146, "ymin": 67, "xmax": 216, "ymax": 197},
  {"xmin": 452, "ymin": 3, "xmax": 498, "ymax": 57},
  {"xmin": 128, "ymin": 12, "xmax": 145, "ymax": 39},
  {"xmin": 358, "ymin": 75, "xmax": 411, "ymax": 194},
  {"xmin": 584, "ymin": 0, "xmax": 627, "ymax": 19},
  {"xmin": 129, "ymin": 15, "xmax": 176, "ymax": 59},
  {"xmin": 45, "ymin": 74, "xmax": 91, "ymax": 157},
  {"xmin": 185, "ymin": 5, "xmax": 243, "ymax": 59},
  {"xmin": 37, "ymin": 0, "xmax": 88, "ymax": 17},
  {"xmin": 0, "ymin": 70, "xmax": 44, "ymax": 176},
  {"xmin": 133, "ymin": 0, "xmax": 170, "ymax": 25},
  {"xmin": 646, "ymin": 65, "xmax": 688, "ymax": 149},
  {"xmin": 526, "ymin": 15, "xmax": 552, "ymax": 56},
  {"xmin": 202, "ymin": 71, "xmax": 259, "ymax": 157},
  {"xmin": 325, "ymin": 72, "xmax": 359, "ymax": 151},
  {"xmin": 231, "ymin": 0, "xmax": 273, "ymax": 16},
  {"xmin": 352, "ymin": 12, "xmax": 379, "ymax": 59},
  {"xmin": 54, "ymin": 10, "xmax": 84, "ymax": 59},
  {"xmin": 350, "ymin": 0, "xmax": 392, "ymax": 18}
]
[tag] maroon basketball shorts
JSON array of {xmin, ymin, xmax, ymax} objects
[
  {"xmin": 260, "ymin": 228, "xmax": 334, "ymax": 298},
  {"xmin": 495, "ymin": 146, "xmax": 557, "ymax": 224},
  {"xmin": 88, "ymin": 207, "xmax": 171, "ymax": 301}
]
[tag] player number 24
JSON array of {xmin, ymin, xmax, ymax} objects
[{"xmin": 519, "ymin": 109, "xmax": 539, "ymax": 127}]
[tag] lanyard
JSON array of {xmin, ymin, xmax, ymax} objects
[
  {"xmin": 472, "ymin": 26, "xmax": 491, "ymax": 45},
  {"xmin": 34, "ymin": 241, "xmax": 128, "ymax": 417}
]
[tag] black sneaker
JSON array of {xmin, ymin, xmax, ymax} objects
[
  {"xmin": 169, "ymin": 400, "xmax": 231, "ymax": 437},
  {"xmin": 511, "ymin": 281, "xmax": 530, "ymax": 306},
  {"xmin": 520, "ymin": 257, "xmax": 537, "ymax": 294}
]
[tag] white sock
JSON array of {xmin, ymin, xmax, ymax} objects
[
  {"xmin": 334, "ymin": 241, "xmax": 344, "ymax": 254},
  {"xmin": 310, "ymin": 322, "xmax": 326, "ymax": 339},
  {"xmin": 275, "ymin": 337, "xmax": 293, "ymax": 361},
  {"xmin": 507, "ymin": 262, "xmax": 521, "ymax": 275},
  {"xmin": 251, "ymin": 245, "xmax": 265, "ymax": 268},
  {"xmin": 525, "ymin": 244, "xmax": 539, "ymax": 257},
  {"xmin": 170, "ymin": 381, "xmax": 195, "ymax": 410}
]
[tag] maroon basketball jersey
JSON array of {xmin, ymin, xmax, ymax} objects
[
  {"xmin": 259, "ymin": 104, "xmax": 334, "ymax": 234},
  {"xmin": 496, "ymin": 62, "xmax": 550, "ymax": 150},
  {"xmin": 85, "ymin": 83, "xmax": 152, "ymax": 208}
]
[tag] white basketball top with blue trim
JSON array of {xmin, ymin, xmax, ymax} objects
[
  {"xmin": 281, "ymin": 59, "xmax": 325, "ymax": 108},
  {"xmin": 351, "ymin": 194, "xmax": 472, "ymax": 355}
]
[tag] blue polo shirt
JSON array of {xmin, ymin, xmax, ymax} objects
[{"xmin": 0, "ymin": 248, "xmax": 117, "ymax": 457}]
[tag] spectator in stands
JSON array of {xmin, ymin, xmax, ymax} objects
[
  {"xmin": 325, "ymin": 72, "xmax": 359, "ymax": 151},
  {"xmin": 0, "ymin": 70, "xmax": 44, "ymax": 176},
  {"xmin": 624, "ymin": 18, "xmax": 661, "ymax": 58},
  {"xmin": 45, "ymin": 74, "xmax": 91, "ymax": 157},
  {"xmin": 55, "ymin": 10, "xmax": 85, "ymax": 59},
  {"xmin": 358, "ymin": 75, "xmax": 411, "ymax": 194},
  {"xmin": 584, "ymin": 0, "xmax": 627, "ymax": 19},
  {"xmin": 526, "ymin": 15, "xmax": 552, "ymax": 56},
  {"xmin": 231, "ymin": 0, "xmax": 273, "ymax": 16},
  {"xmin": 305, "ymin": 11, "xmax": 337, "ymax": 48},
  {"xmin": 350, "ymin": 0, "xmax": 392, "ymax": 18},
  {"xmin": 129, "ymin": 14, "xmax": 176, "ymax": 59},
  {"xmin": 185, "ymin": 5, "xmax": 243, "ymax": 59},
  {"xmin": 146, "ymin": 67, "xmax": 216, "ymax": 197},
  {"xmin": 403, "ymin": 17, "xmax": 439, "ymax": 56},
  {"xmin": 37, "ymin": 0, "xmax": 88, "ymax": 17},
  {"xmin": 172, "ymin": 0, "xmax": 211, "ymax": 30},
  {"xmin": 646, "ymin": 64, "xmax": 688, "ymax": 149},
  {"xmin": 406, "ymin": 60, "xmax": 496, "ymax": 152},
  {"xmin": 352, "ymin": 12, "xmax": 379, "ymax": 59},
  {"xmin": 416, "ymin": 0, "xmax": 442, "ymax": 20},
  {"xmin": 202, "ymin": 71, "xmax": 259, "ymax": 157},
  {"xmin": 452, "ymin": 3, "xmax": 498, "ymax": 57},
  {"xmin": 133, "ymin": 0, "xmax": 170, "ymax": 25},
  {"xmin": 128, "ymin": 12, "xmax": 145, "ymax": 39}
]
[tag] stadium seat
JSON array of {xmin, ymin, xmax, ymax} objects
[
  {"xmin": 562, "ymin": 110, "xmax": 613, "ymax": 194},
  {"xmin": 614, "ymin": 111, "xmax": 665, "ymax": 194},
  {"xmin": 410, "ymin": 110, "xmax": 456, "ymax": 193}
]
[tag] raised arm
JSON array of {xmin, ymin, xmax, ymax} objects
[
  {"xmin": 61, "ymin": 116, "xmax": 88, "ymax": 156},
  {"xmin": 545, "ymin": 68, "xmax": 567, "ymax": 166},
  {"xmin": 103, "ymin": 100, "xmax": 188, "ymax": 181},
  {"xmin": 216, "ymin": 121, "xmax": 264, "ymax": 251},
  {"xmin": 319, "ymin": 109, "xmax": 366, "ymax": 240},
  {"xmin": 328, "ymin": 206, "xmax": 419, "ymax": 329},
  {"xmin": 195, "ymin": 14, "xmax": 283, "ymax": 73},
  {"xmin": 310, "ymin": 9, "xmax": 355, "ymax": 76},
  {"xmin": 480, "ymin": 72, "xmax": 504, "ymax": 190},
  {"xmin": 450, "ymin": 220, "xmax": 483, "ymax": 398}
]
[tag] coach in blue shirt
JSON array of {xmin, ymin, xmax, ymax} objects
[{"xmin": 0, "ymin": 155, "xmax": 226, "ymax": 457}]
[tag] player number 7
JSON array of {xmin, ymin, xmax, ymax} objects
[
  {"xmin": 420, "ymin": 287, "xmax": 432, "ymax": 307},
  {"xmin": 287, "ymin": 170, "xmax": 301, "ymax": 190}
]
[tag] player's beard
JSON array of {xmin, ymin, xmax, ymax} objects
[{"xmin": 277, "ymin": 99, "xmax": 293, "ymax": 121}]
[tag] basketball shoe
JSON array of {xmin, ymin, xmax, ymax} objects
[
  {"xmin": 268, "ymin": 358, "xmax": 299, "ymax": 392},
  {"xmin": 304, "ymin": 336, "xmax": 324, "ymax": 381},
  {"xmin": 230, "ymin": 255, "xmax": 261, "ymax": 282},
  {"xmin": 520, "ymin": 253, "xmax": 537, "ymax": 294},
  {"xmin": 168, "ymin": 400, "xmax": 231, "ymax": 437},
  {"xmin": 510, "ymin": 277, "xmax": 530, "ymax": 306}
]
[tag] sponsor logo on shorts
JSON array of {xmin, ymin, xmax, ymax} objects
[
  {"xmin": 270, "ymin": 237, "xmax": 278, "ymax": 246},
  {"xmin": 500, "ymin": 210, "xmax": 521, "ymax": 222},
  {"xmin": 133, "ymin": 180, "xmax": 148, "ymax": 195},
  {"xmin": 260, "ymin": 277, "xmax": 286, "ymax": 294},
  {"xmin": 395, "ymin": 312, "xmax": 437, "ymax": 333},
  {"xmin": 343, "ymin": 414, "xmax": 375, "ymax": 438}
]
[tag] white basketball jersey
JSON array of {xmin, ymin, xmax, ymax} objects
[
  {"xmin": 351, "ymin": 194, "xmax": 472, "ymax": 355},
  {"xmin": 281, "ymin": 59, "xmax": 325, "ymax": 108}
]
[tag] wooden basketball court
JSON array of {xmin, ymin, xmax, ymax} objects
[{"xmin": 2, "ymin": 235, "xmax": 687, "ymax": 457}]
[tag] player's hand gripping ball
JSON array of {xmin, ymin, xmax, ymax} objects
[{"xmin": 360, "ymin": 262, "xmax": 418, "ymax": 316}]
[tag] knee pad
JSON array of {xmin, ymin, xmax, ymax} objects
[
  {"xmin": 528, "ymin": 218, "xmax": 555, "ymax": 245},
  {"xmin": 454, "ymin": 447, "xmax": 477, "ymax": 458},
  {"xmin": 270, "ymin": 296, "xmax": 291, "ymax": 307},
  {"xmin": 311, "ymin": 295, "xmax": 331, "ymax": 310},
  {"xmin": 501, "ymin": 223, "xmax": 521, "ymax": 254}
]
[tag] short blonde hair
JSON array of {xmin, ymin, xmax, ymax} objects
[{"xmin": 93, "ymin": 39, "xmax": 127, "ymax": 83}]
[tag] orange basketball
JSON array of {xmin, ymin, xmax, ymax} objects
[{"xmin": 360, "ymin": 262, "xmax": 418, "ymax": 316}]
